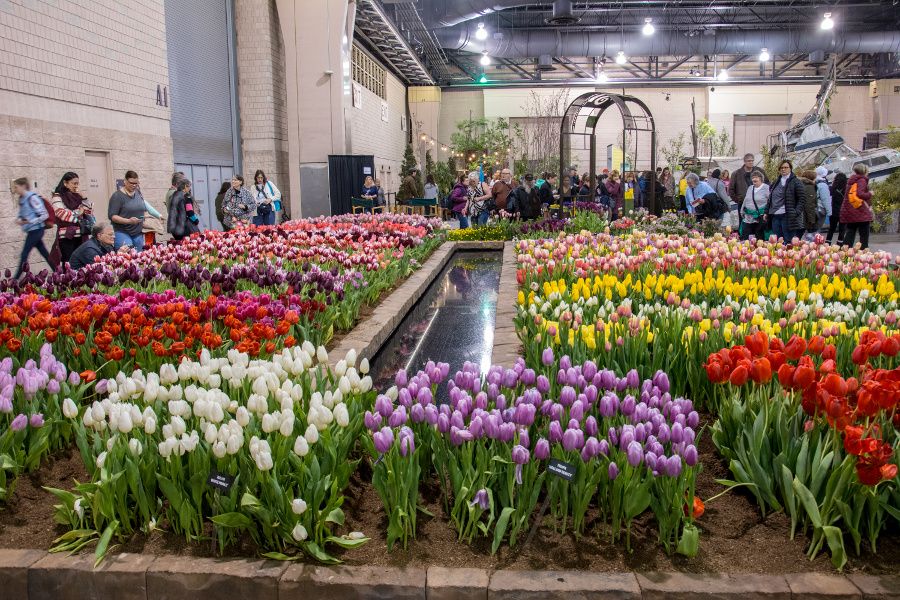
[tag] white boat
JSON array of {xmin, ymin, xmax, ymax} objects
[{"xmin": 767, "ymin": 58, "xmax": 900, "ymax": 183}]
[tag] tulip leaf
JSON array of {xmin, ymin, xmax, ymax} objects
[
  {"xmin": 211, "ymin": 512, "xmax": 253, "ymax": 529},
  {"xmin": 792, "ymin": 478, "xmax": 822, "ymax": 529},
  {"xmin": 676, "ymin": 523, "xmax": 699, "ymax": 557},
  {"xmin": 0, "ymin": 454, "xmax": 16, "ymax": 470},
  {"xmin": 325, "ymin": 535, "xmax": 370, "ymax": 549},
  {"xmin": 261, "ymin": 551, "xmax": 302, "ymax": 561},
  {"xmin": 94, "ymin": 520, "xmax": 119, "ymax": 567},
  {"xmin": 304, "ymin": 541, "xmax": 341, "ymax": 564},
  {"xmin": 240, "ymin": 492, "xmax": 261, "ymax": 508},
  {"xmin": 625, "ymin": 482, "xmax": 651, "ymax": 519},
  {"xmin": 821, "ymin": 526, "xmax": 847, "ymax": 571},
  {"xmin": 491, "ymin": 507, "xmax": 515, "ymax": 555},
  {"xmin": 325, "ymin": 507, "xmax": 345, "ymax": 526}
]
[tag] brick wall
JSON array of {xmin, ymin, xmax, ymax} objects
[
  {"xmin": 0, "ymin": 0, "xmax": 173, "ymax": 272},
  {"xmin": 348, "ymin": 62, "xmax": 407, "ymax": 195},
  {"xmin": 234, "ymin": 0, "xmax": 289, "ymax": 211}
]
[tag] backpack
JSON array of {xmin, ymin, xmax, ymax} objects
[
  {"xmin": 847, "ymin": 183, "xmax": 863, "ymax": 209},
  {"xmin": 38, "ymin": 194, "xmax": 56, "ymax": 229}
]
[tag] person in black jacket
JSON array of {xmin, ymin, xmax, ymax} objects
[
  {"xmin": 826, "ymin": 172, "xmax": 847, "ymax": 245},
  {"xmin": 539, "ymin": 173, "xmax": 557, "ymax": 207},
  {"xmin": 167, "ymin": 179, "xmax": 201, "ymax": 241},
  {"xmin": 512, "ymin": 174, "xmax": 542, "ymax": 221},
  {"xmin": 766, "ymin": 160, "xmax": 807, "ymax": 243},
  {"xmin": 68, "ymin": 222, "xmax": 115, "ymax": 270}
]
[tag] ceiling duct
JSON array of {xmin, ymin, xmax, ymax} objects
[
  {"xmin": 807, "ymin": 50, "xmax": 827, "ymax": 65},
  {"xmin": 545, "ymin": 0, "xmax": 580, "ymax": 26},
  {"xmin": 435, "ymin": 24, "xmax": 900, "ymax": 58},
  {"xmin": 536, "ymin": 54, "xmax": 556, "ymax": 70},
  {"xmin": 421, "ymin": 1, "xmax": 530, "ymax": 29}
]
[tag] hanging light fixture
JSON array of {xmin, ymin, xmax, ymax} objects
[
  {"xmin": 478, "ymin": 73, "xmax": 488, "ymax": 83},
  {"xmin": 759, "ymin": 48, "xmax": 770, "ymax": 62},
  {"xmin": 717, "ymin": 69, "xmax": 729, "ymax": 81},
  {"xmin": 475, "ymin": 22, "xmax": 488, "ymax": 40},
  {"xmin": 597, "ymin": 69, "xmax": 609, "ymax": 83},
  {"xmin": 642, "ymin": 18, "xmax": 655, "ymax": 36},
  {"xmin": 820, "ymin": 12, "xmax": 834, "ymax": 30},
  {"xmin": 480, "ymin": 51, "xmax": 491, "ymax": 66},
  {"xmin": 615, "ymin": 50, "xmax": 627, "ymax": 65}
]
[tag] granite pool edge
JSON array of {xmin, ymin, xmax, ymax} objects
[{"xmin": 2, "ymin": 549, "xmax": 896, "ymax": 600}]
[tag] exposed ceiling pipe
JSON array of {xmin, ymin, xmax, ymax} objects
[
  {"xmin": 422, "ymin": 1, "xmax": 531, "ymax": 29},
  {"xmin": 435, "ymin": 25, "xmax": 900, "ymax": 57}
]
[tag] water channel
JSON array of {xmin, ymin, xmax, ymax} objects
[{"xmin": 369, "ymin": 251, "xmax": 502, "ymax": 401}]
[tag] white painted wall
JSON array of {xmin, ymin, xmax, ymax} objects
[{"xmin": 348, "ymin": 68, "xmax": 407, "ymax": 194}]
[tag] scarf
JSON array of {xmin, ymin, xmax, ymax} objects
[{"xmin": 58, "ymin": 189, "xmax": 84, "ymax": 210}]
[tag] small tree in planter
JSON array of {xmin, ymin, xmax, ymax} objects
[{"xmin": 871, "ymin": 170, "xmax": 900, "ymax": 233}]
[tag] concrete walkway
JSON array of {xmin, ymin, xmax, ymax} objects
[{"xmin": 868, "ymin": 233, "xmax": 900, "ymax": 257}]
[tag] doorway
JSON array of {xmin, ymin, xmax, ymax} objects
[{"xmin": 84, "ymin": 151, "xmax": 112, "ymax": 223}]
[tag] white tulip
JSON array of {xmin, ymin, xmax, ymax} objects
[
  {"xmin": 171, "ymin": 416, "xmax": 187, "ymax": 436},
  {"xmin": 291, "ymin": 523, "xmax": 308, "ymax": 541},
  {"xmin": 359, "ymin": 358, "xmax": 370, "ymax": 375},
  {"xmin": 209, "ymin": 401, "xmax": 224, "ymax": 424},
  {"xmin": 73, "ymin": 498, "xmax": 84, "ymax": 520},
  {"xmin": 117, "ymin": 410, "xmax": 133, "ymax": 434},
  {"xmin": 304, "ymin": 424, "xmax": 319, "ymax": 444},
  {"xmin": 345, "ymin": 348, "xmax": 357, "ymax": 368},
  {"xmin": 144, "ymin": 416, "xmax": 157, "ymax": 435},
  {"xmin": 130, "ymin": 404, "xmax": 143, "ymax": 426},
  {"xmin": 347, "ymin": 369, "xmax": 360, "ymax": 390},
  {"xmin": 359, "ymin": 376, "xmax": 372, "ymax": 393},
  {"xmin": 184, "ymin": 385, "xmax": 198, "ymax": 404},
  {"xmin": 236, "ymin": 406, "xmax": 250, "ymax": 427},
  {"xmin": 316, "ymin": 346, "xmax": 328, "ymax": 363},
  {"xmin": 91, "ymin": 401, "xmax": 106, "ymax": 423},
  {"xmin": 290, "ymin": 384, "xmax": 303, "ymax": 402},
  {"xmin": 96, "ymin": 451, "xmax": 107, "ymax": 470},
  {"xmin": 334, "ymin": 359, "xmax": 347, "ymax": 377},
  {"xmin": 338, "ymin": 376, "xmax": 351, "ymax": 396},
  {"xmin": 106, "ymin": 436, "xmax": 117, "ymax": 451},
  {"xmin": 280, "ymin": 396, "xmax": 294, "ymax": 414},
  {"xmin": 169, "ymin": 385, "xmax": 183, "ymax": 401},
  {"xmin": 212, "ymin": 440, "xmax": 227, "ymax": 459},
  {"xmin": 255, "ymin": 451, "xmax": 273, "ymax": 471},
  {"xmin": 291, "ymin": 498, "xmax": 308, "ymax": 515},
  {"xmin": 279, "ymin": 414, "xmax": 294, "ymax": 437},
  {"xmin": 347, "ymin": 531, "xmax": 366, "ymax": 540},
  {"xmin": 129, "ymin": 438, "xmax": 143, "ymax": 457},
  {"xmin": 62, "ymin": 397, "xmax": 78, "ymax": 419},
  {"xmin": 217, "ymin": 424, "xmax": 230, "ymax": 444},
  {"xmin": 226, "ymin": 434, "xmax": 242, "ymax": 455},
  {"xmin": 293, "ymin": 435, "xmax": 309, "ymax": 457},
  {"xmin": 262, "ymin": 413, "xmax": 277, "ymax": 433},
  {"xmin": 252, "ymin": 376, "xmax": 268, "ymax": 398},
  {"xmin": 105, "ymin": 378, "xmax": 118, "ymax": 394},
  {"xmin": 386, "ymin": 386, "xmax": 398, "ymax": 401},
  {"xmin": 205, "ymin": 423, "xmax": 218, "ymax": 445},
  {"xmin": 82, "ymin": 410, "xmax": 94, "ymax": 428},
  {"xmin": 334, "ymin": 403, "xmax": 349, "ymax": 428}
]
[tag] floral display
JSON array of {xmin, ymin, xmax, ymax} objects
[
  {"xmin": 49, "ymin": 345, "xmax": 372, "ymax": 563},
  {"xmin": 366, "ymin": 357, "xmax": 700, "ymax": 556}
]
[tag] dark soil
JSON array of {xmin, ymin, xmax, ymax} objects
[{"xmin": 1, "ymin": 422, "xmax": 898, "ymax": 574}]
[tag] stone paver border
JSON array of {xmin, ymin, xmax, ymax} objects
[
  {"xmin": 491, "ymin": 241, "xmax": 522, "ymax": 367},
  {"xmin": 1, "ymin": 550, "xmax": 896, "ymax": 600}
]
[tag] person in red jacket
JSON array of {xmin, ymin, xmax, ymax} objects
[{"xmin": 839, "ymin": 163, "xmax": 874, "ymax": 249}]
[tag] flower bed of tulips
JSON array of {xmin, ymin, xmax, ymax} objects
[
  {"xmin": 364, "ymin": 357, "xmax": 702, "ymax": 557},
  {"xmin": 513, "ymin": 230, "xmax": 899, "ymax": 569},
  {"xmin": 50, "ymin": 344, "xmax": 373, "ymax": 563}
]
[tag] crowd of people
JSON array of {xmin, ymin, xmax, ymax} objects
[{"xmin": 13, "ymin": 168, "xmax": 284, "ymax": 278}]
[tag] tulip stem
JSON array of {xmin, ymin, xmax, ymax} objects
[{"xmin": 704, "ymin": 481, "xmax": 757, "ymax": 505}]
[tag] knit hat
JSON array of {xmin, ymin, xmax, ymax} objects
[{"xmin": 815, "ymin": 166, "xmax": 828, "ymax": 179}]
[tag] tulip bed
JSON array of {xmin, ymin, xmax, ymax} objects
[{"xmin": 512, "ymin": 231, "xmax": 899, "ymax": 568}]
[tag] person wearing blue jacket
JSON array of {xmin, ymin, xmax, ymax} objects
[
  {"xmin": 13, "ymin": 177, "xmax": 56, "ymax": 279},
  {"xmin": 814, "ymin": 166, "xmax": 832, "ymax": 233}
]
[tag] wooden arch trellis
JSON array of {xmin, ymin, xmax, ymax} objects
[{"xmin": 559, "ymin": 92, "xmax": 659, "ymax": 216}]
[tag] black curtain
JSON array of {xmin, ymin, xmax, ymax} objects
[{"xmin": 328, "ymin": 155, "xmax": 375, "ymax": 215}]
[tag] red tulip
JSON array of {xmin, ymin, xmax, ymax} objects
[
  {"xmin": 778, "ymin": 364, "xmax": 795, "ymax": 389},
  {"xmin": 793, "ymin": 364, "xmax": 816, "ymax": 390},
  {"xmin": 784, "ymin": 335, "xmax": 807, "ymax": 361},
  {"xmin": 729, "ymin": 364, "xmax": 749, "ymax": 386},
  {"xmin": 750, "ymin": 358, "xmax": 772, "ymax": 384},
  {"xmin": 807, "ymin": 335, "xmax": 825, "ymax": 355}
]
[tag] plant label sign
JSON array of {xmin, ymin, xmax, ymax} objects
[
  {"xmin": 208, "ymin": 470, "xmax": 235, "ymax": 493},
  {"xmin": 548, "ymin": 459, "xmax": 575, "ymax": 481}
]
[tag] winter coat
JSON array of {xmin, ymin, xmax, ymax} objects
[
  {"xmin": 729, "ymin": 167, "xmax": 768, "ymax": 207},
  {"xmin": 839, "ymin": 173, "xmax": 874, "ymax": 224},
  {"xmin": 768, "ymin": 173, "xmax": 806, "ymax": 232},
  {"xmin": 538, "ymin": 181, "xmax": 554, "ymax": 206},
  {"xmin": 222, "ymin": 187, "xmax": 255, "ymax": 229},
  {"xmin": 18, "ymin": 191, "xmax": 48, "ymax": 233},
  {"xmin": 512, "ymin": 185, "xmax": 542, "ymax": 220},
  {"xmin": 799, "ymin": 176, "xmax": 819, "ymax": 230},
  {"xmin": 492, "ymin": 180, "xmax": 514, "ymax": 212},
  {"xmin": 450, "ymin": 183, "xmax": 468, "ymax": 213},
  {"xmin": 660, "ymin": 175, "xmax": 675, "ymax": 198},
  {"xmin": 830, "ymin": 182, "xmax": 845, "ymax": 220},
  {"xmin": 397, "ymin": 175, "xmax": 420, "ymax": 202},
  {"xmin": 68, "ymin": 238, "xmax": 113, "ymax": 270},
  {"xmin": 167, "ymin": 190, "xmax": 200, "ymax": 239},
  {"xmin": 605, "ymin": 180, "xmax": 623, "ymax": 210},
  {"xmin": 815, "ymin": 179, "xmax": 831, "ymax": 218}
]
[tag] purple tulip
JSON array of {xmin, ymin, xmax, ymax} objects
[
  {"xmin": 599, "ymin": 395, "xmax": 615, "ymax": 418},
  {"xmin": 469, "ymin": 416, "xmax": 484, "ymax": 439},
  {"xmin": 626, "ymin": 441, "xmax": 643, "ymax": 467},
  {"xmin": 373, "ymin": 427, "xmax": 394, "ymax": 453},
  {"xmin": 439, "ymin": 362, "xmax": 450, "ymax": 380},
  {"xmin": 514, "ymin": 403, "xmax": 536, "ymax": 426},
  {"xmin": 541, "ymin": 347, "xmax": 555, "ymax": 366},
  {"xmin": 569, "ymin": 400, "xmax": 585, "ymax": 422},
  {"xmin": 410, "ymin": 403, "xmax": 425, "ymax": 423},
  {"xmin": 375, "ymin": 394, "xmax": 393, "ymax": 418},
  {"xmin": 687, "ymin": 411, "xmax": 700, "ymax": 429},
  {"xmin": 645, "ymin": 451, "xmax": 658, "ymax": 470},
  {"xmin": 0, "ymin": 397, "xmax": 11, "ymax": 414},
  {"xmin": 424, "ymin": 404, "xmax": 439, "ymax": 425},
  {"xmin": 450, "ymin": 426, "xmax": 474, "ymax": 446},
  {"xmin": 598, "ymin": 439, "xmax": 609, "ymax": 456},
  {"xmin": 512, "ymin": 444, "xmax": 530, "ymax": 465},
  {"xmin": 562, "ymin": 428, "xmax": 584, "ymax": 452},
  {"xmin": 521, "ymin": 369, "xmax": 536, "ymax": 386},
  {"xmin": 584, "ymin": 385, "xmax": 598, "ymax": 405},
  {"xmin": 683, "ymin": 427, "xmax": 696, "ymax": 445},
  {"xmin": 470, "ymin": 488, "xmax": 490, "ymax": 510},
  {"xmin": 437, "ymin": 413, "xmax": 450, "ymax": 433},
  {"xmin": 10, "ymin": 414, "xmax": 27, "ymax": 432},
  {"xmin": 608, "ymin": 426, "xmax": 618, "ymax": 446},
  {"xmin": 615, "ymin": 377, "xmax": 628, "ymax": 392},
  {"xmin": 665, "ymin": 454, "xmax": 683, "ymax": 477},
  {"xmin": 634, "ymin": 423, "xmax": 647, "ymax": 443},
  {"xmin": 584, "ymin": 415, "xmax": 598, "ymax": 437},
  {"xmin": 502, "ymin": 369, "xmax": 518, "ymax": 389},
  {"xmin": 68, "ymin": 371, "xmax": 81, "ymax": 386},
  {"xmin": 599, "ymin": 370, "xmax": 616, "ymax": 390},
  {"xmin": 417, "ymin": 387, "xmax": 433, "ymax": 405},
  {"xmin": 534, "ymin": 438, "xmax": 550, "ymax": 460},
  {"xmin": 399, "ymin": 427, "xmax": 415, "ymax": 457},
  {"xmin": 566, "ymin": 368, "xmax": 579, "ymax": 388},
  {"xmin": 537, "ymin": 375, "xmax": 550, "ymax": 394},
  {"xmin": 549, "ymin": 421, "xmax": 563, "ymax": 443},
  {"xmin": 556, "ymin": 369, "xmax": 566, "ymax": 385},
  {"xmin": 518, "ymin": 428, "xmax": 530, "ymax": 449},
  {"xmin": 560, "ymin": 386, "xmax": 576, "ymax": 407},
  {"xmin": 484, "ymin": 414, "xmax": 500, "ymax": 439},
  {"xmin": 621, "ymin": 395, "xmax": 636, "ymax": 416},
  {"xmin": 29, "ymin": 413, "xmax": 45, "ymax": 428},
  {"xmin": 583, "ymin": 360, "xmax": 597, "ymax": 380},
  {"xmin": 684, "ymin": 444, "xmax": 699, "ymax": 467},
  {"xmin": 653, "ymin": 370, "xmax": 670, "ymax": 393},
  {"xmin": 671, "ymin": 422, "xmax": 684, "ymax": 444},
  {"xmin": 499, "ymin": 422, "xmax": 516, "ymax": 443},
  {"xmin": 363, "ymin": 409, "xmax": 382, "ymax": 431},
  {"xmin": 608, "ymin": 462, "xmax": 619, "ymax": 480},
  {"xmin": 395, "ymin": 369, "xmax": 408, "ymax": 388},
  {"xmin": 398, "ymin": 387, "xmax": 413, "ymax": 408},
  {"xmin": 560, "ymin": 355, "xmax": 572, "ymax": 371},
  {"xmin": 619, "ymin": 426, "xmax": 635, "ymax": 449}
]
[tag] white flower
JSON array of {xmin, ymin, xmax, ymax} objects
[
  {"xmin": 117, "ymin": 410, "xmax": 133, "ymax": 434},
  {"xmin": 160, "ymin": 364, "xmax": 178, "ymax": 385},
  {"xmin": 74, "ymin": 498, "xmax": 84, "ymax": 520},
  {"xmin": 236, "ymin": 406, "xmax": 250, "ymax": 427},
  {"xmin": 91, "ymin": 401, "xmax": 105, "ymax": 423},
  {"xmin": 226, "ymin": 434, "xmax": 242, "ymax": 455},
  {"xmin": 212, "ymin": 440, "xmax": 227, "ymax": 459},
  {"xmin": 279, "ymin": 415, "xmax": 295, "ymax": 437},
  {"xmin": 347, "ymin": 531, "xmax": 366, "ymax": 540},
  {"xmin": 205, "ymin": 423, "xmax": 218, "ymax": 445},
  {"xmin": 316, "ymin": 346, "xmax": 328, "ymax": 364},
  {"xmin": 96, "ymin": 451, "xmax": 107, "ymax": 470},
  {"xmin": 252, "ymin": 376, "xmax": 268, "ymax": 398},
  {"xmin": 291, "ymin": 498, "xmax": 308, "ymax": 515},
  {"xmin": 82, "ymin": 410, "xmax": 94, "ymax": 428},
  {"xmin": 305, "ymin": 424, "xmax": 319, "ymax": 444},
  {"xmin": 345, "ymin": 348, "xmax": 357, "ymax": 368},
  {"xmin": 333, "ymin": 403, "xmax": 349, "ymax": 428},
  {"xmin": 359, "ymin": 358, "xmax": 370, "ymax": 375},
  {"xmin": 293, "ymin": 435, "xmax": 309, "ymax": 457},
  {"xmin": 255, "ymin": 451, "xmax": 273, "ymax": 471},
  {"xmin": 144, "ymin": 416, "xmax": 157, "ymax": 435},
  {"xmin": 106, "ymin": 436, "xmax": 116, "ymax": 451},
  {"xmin": 262, "ymin": 413, "xmax": 277, "ymax": 433},
  {"xmin": 291, "ymin": 523, "xmax": 308, "ymax": 541},
  {"xmin": 359, "ymin": 376, "xmax": 372, "ymax": 393},
  {"xmin": 62, "ymin": 397, "xmax": 78, "ymax": 419},
  {"xmin": 386, "ymin": 386, "xmax": 398, "ymax": 401},
  {"xmin": 334, "ymin": 359, "xmax": 347, "ymax": 377},
  {"xmin": 171, "ymin": 416, "xmax": 187, "ymax": 437},
  {"xmin": 208, "ymin": 374, "xmax": 221, "ymax": 389},
  {"xmin": 338, "ymin": 376, "xmax": 351, "ymax": 396},
  {"xmin": 129, "ymin": 438, "xmax": 143, "ymax": 457}
]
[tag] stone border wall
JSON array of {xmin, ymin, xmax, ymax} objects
[
  {"xmin": 1, "ymin": 550, "xmax": 896, "ymax": 600},
  {"xmin": 491, "ymin": 241, "xmax": 522, "ymax": 366}
]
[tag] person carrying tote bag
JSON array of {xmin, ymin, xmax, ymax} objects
[{"xmin": 740, "ymin": 173, "xmax": 769, "ymax": 241}]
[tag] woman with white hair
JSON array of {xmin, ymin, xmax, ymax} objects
[
  {"xmin": 814, "ymin": 166, "xmax": 832, "ymax": 233},
  {"xmin": 467, "ymin": 171, "xmax": 492, "ymax": 226}
]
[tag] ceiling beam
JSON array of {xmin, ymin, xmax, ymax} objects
[
  {"xmin": 725, "ymin": 54, "xmax": 749, "ymax": 71},
  {"xmin": 659, "ymin": 56, "xmax": 692, "ymax": 78},
  {"xmin": 775, "ymin": 54, "xmax": 806, "ymax": 77},
  {"xmin": 554, "ymin": 56, "xmax": 594, "ymax": 79},
  {"xmin": 500, "ymin": 58, "xmax": 534, "ymax": 80},
  {"xmin": 447, "ymin": 54, "xmax": 478, "ymax": 81},
  {"xmin": 626, "ymin": 60, "xmax": 653, "ymax": 78}
]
